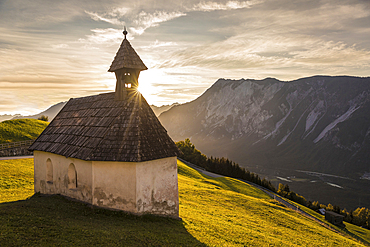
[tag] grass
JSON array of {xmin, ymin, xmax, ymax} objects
[
  {"xmin": 0, "ymin": 158, "xmax": 34, "ymax": 203},
  {"xmin": 0, "ymin": 119, "xmax": 48, "ymax": 144},
  {"xmin": 283, "ymin": 197, "xmax": 370, "ymax": 246},
  {"xmin": 0, "ymin": 158, "xmax": 368, "ymax": 246}
]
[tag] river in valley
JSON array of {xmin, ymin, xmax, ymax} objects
[{"xmin": 243, "ymin": 165, "xmax": 370, "ymax": 211}]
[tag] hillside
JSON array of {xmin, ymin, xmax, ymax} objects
[
  {"xmin": 0, "ymin": 114, "xmax": 14, "ymax": 122},
  {"xmin": 0, "ymin": 158, "xmax": 368, "ymax": 246},
  {"xmin": 159, "ymin": 76, "xmax": 370, "ymax": 210},
  {"xmin": 151, "ymin": 103, "xmax": 179, "ymax": 116},
  {"xmin": 11, "ymin": 101, "xmax": 67, "ymax": 122},
  {"xmin": 0, "ymin": 119, "xmax": 48, "ymax": 144}
]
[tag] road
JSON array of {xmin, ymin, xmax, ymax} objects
[
  {"xmin": 178, "ymin": 158, "xmax": 224, "ymax": 178},
  {"xmin": 0, "ymin": 155, "xmax": 33, "ymax": 160}
]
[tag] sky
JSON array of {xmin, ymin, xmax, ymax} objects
[{"xmin": 1, "ymin": 0, "xmax": 370, "ymax": 115}]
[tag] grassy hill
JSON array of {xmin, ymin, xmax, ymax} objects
[
  {"xmin": 0, "ymin": 119, "xmax": 48, "ymax": 144},
  {"xmin": 0, "ymin": 158, "xmax": 368, "ymax": 246}
]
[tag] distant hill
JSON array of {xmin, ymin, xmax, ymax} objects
[
  {"xmin": 150, "ymin": 103, "xmax": 179, "ymax": 116},
  {"xmin": 0, "ymin": 119, "xmax": 48, "ymax": 144},
  {"xmin": 0, "ymin": 115, "xmax": 14, "ymax": 122},
  {"xmin": 159, "ymin": 76, "xmax": 370, "ymax": 210},
  {"xmin": 11, "ymin": 102, "xmax": 67, "ymax": 122},
  {"xmin": 4, "ymin": 98, "xmax": 175, "ymax": 122}
]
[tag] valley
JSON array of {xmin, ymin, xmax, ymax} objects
[{"xmin": 245, "ymin": 165, "xmax": 370, "ymax": 210}]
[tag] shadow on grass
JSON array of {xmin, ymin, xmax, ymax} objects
[
  {"xmin": 341, "ymin": 224, "xmax": 370, "ymax": 247},
  {"xmin": 0, "ymin": 193, "xmax": 206, "ymax": 246}
]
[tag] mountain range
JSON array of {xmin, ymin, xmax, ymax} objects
[
  {"xmin": 0, "ymin": 100, "xmax": 177, "ymax": 123},
  {"xmin": 158, "ymin": 76, "xmax": 370, "ymax": 209}
]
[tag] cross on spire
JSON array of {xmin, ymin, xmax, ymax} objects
[{"xmin": 123, "ymin": 26, "xmax": 128, "ymax": 39}]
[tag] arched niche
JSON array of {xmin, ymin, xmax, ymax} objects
[
  {"xmin": 68, "ymin": 163, "xmax": 77, "ymax": 189},
  {"xmin": 46, "ymin": 158, "xmax": 53, "ymax": 183}
]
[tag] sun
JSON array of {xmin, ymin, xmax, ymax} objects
[{"xmin": 137, "ymin": 69, "xmax": 163, "ymax": 106}]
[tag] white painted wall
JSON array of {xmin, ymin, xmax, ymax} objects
[
  {"xmin": 33, "ymin": 151, "xmax": 93, "ymax": 203},
  {"xmin": 34, "ymin": 151, "xmax": 179, "ymax": 218},
  {"xmin": 92, "ymin": 161, "xmax": 137, "ymax": 211},
  {"xmin": 136, "ymin": 156, "xmax": 179, "ymax": 217}
]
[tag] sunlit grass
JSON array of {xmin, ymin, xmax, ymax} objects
[
  {"xmin": 283, "ymin": 197, "xmax": 370, "ymax": 246},
  {"xmin": 0, "ymin": 158, "xmax": 367, "ymax": 246},
  {"xmin": 0, "ymin": 158, "xmax": 34, "ymax": 203},
  {"xmin": 0, "ymin": 119, "xmax": 48, "ymax": 144},
  {"xmin": 177, "ymin": 160, "xmax": 365, "ymax": 246}
]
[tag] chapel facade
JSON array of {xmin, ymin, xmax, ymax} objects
[{"xmin": 29, "ymin": 30, "xmax": 181, "ymax": 218}]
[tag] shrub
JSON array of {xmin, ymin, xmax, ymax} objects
[{"xmin": 37, "ymin": 115, "xmax": 49, "ymax": 122}]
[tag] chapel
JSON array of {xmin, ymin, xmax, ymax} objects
[{"xmin": 29, "ymin": 29, "xmax": 181, "ymax": 218}]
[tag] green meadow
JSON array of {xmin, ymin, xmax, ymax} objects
[
  {"xmin": 0, "ymin": 158, "xmax": 368, "ymax": 246},
  {"xmin": 0, "ymin": 158, "xmax": 34, "ymax": 203},
  {"xmin": 283, "ymin": 197, "xmax": 370, "ymax": 246},
  {"xmin": 0, "ymin": 119, "xmax": 48, "ymax": 144}
]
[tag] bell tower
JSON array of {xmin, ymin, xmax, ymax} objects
[{"xmin": 108, "ymin": 27, "xmax": 148, "ymax": 100}]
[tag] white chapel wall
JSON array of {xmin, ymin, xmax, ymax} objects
[
  {"xmin": 34, "ymin": 151, "xmax": 179, "ymax": 217},
  {"xmin": 33, "ymin": 151, "xmax": 93, "ymax": 203},
  {"xmin": 135, "ymin": 156, "xmax": 179, "ymax": 217},
  {"xmin": 92, "ymin": 161, "xmax": 137, "ymax": 212}
]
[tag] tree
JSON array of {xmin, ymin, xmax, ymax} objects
[
  {"xmin": 311, "ymin": 201, "xmax": 320, "ymax": 211},
  {"xmin": 277, "ymin": 183, "xmax": 289, "ymax": 197},
  {"xmin": 176, "ymin": 139, "xmax": 277, "ymax": 193},
  {"xmin": 341, "ymin": 208, "xmax": 352, "ymax": 223},
  {"xmin": 176, "ymin": 139, "xmax": 206, "ymax": 167},
  {"xmin": 353, "ymin": 207, "xmax": 369, "ymax": 227},
  {"xmin": 38, "ymin": 115, "xmax": 49, "ymax": 122},
  {"xmin": 333, "ymin": 205, "xmax": 341, "ymax": 214},
  {"xmin": 283, "ymin": 184, "xmax": 290, "ymax": 192},
  {"xmin": 326, "ymin": 203, "xmax": 334, "ymax": 212}
]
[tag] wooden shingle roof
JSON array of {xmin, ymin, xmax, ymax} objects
[
  {"xmin": 108, "ymin": 38, "xmax": 148, "ymax": 72},
  {"xmin": 29, "ymin": 92, "xmax": 180, "ymax": 162}
]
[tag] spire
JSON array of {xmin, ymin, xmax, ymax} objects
[
  {"xmin": 109, "ymin": 28, "xmax": 148, "ymax": 100},
  {"xmin": 108, "ymin": 29, "xmax": 148, "ymax": 72}
]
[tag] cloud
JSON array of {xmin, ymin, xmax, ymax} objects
[
  {"xmin": 85, "ymin": 7, "xmax": 186, "ymax": 36},
  {"xmin": 51, "ymin": 44, "xmax": 69, "ymax": 49},
  {"xmin": 78, "ymin": 28, "xmax": 123, "ymax": 45},
  {"xmin": 130, "ymin": 11, "xmax": 186, "ymax": 35},
  {"xmin": 141, "ymin": 40, "xmax": 178, "ymax": 50},
  {"xmin": 1, "ymin": 0, "xmax": 370, "ymax": 113},
  {"xmin": 191, "ymin": 0, "xmax": 262, "ymax": 11},
  {"xmin": 152, "ymin": 31, "xmax": 370, "ymax": 81},
  {"xmin": 85, "ymin": 8, "xmax": 129, "ymax": 26}
]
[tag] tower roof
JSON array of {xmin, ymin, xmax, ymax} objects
[
  {"xmin": 108, "ymin": 36, "xmax": 148, "ymax": 72},
  {"xmin": 29, "ymin": 92, "xmax": 180, "ymax": 162}
]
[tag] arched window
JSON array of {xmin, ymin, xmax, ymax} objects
[
  {"xmin": 68, "ymin": 163, "xmax": 77, "ymax": 189},
  {"xmin": 46, "ymin": 158, "xmax": 53, "ymax": 183}
]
